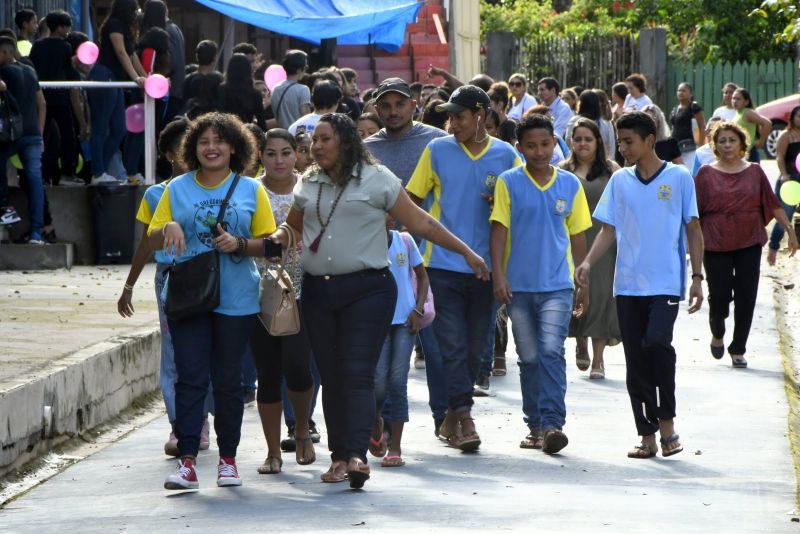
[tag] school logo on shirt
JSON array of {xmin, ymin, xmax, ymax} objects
[
  {"xmin": 396, "ymin": 251, "xmax": 408, "ymax": 267},
  {"xmin": 194, "ymin": 200, "xmax": 239, "ymax": 248},
  {"xmin": 658, "ymin": 185, "xmax": 672, "ymax": 201},
  {"xmin": 484, "ymin": 174, "xmax": 498, "ymax": 190},
  {"xmin": 555, "ymin": 199, "xmax": 567, "ymax": 214}
]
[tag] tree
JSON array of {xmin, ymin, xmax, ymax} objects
[{"xmin": 751, "ymin": 0, "xmax": 800, "ymax": 44}]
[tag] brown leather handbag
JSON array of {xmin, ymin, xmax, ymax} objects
[{"xmin": 258, "ymin": 228, "xmax": 300, "ymax": 336}]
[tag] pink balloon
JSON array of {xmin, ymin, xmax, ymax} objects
[
  {"xmin": 264, "ymin": 64, "xmax": 287, "ymax": 91},
  {"xmin": 795, "ymin": 152, "xmax": 800, "ymax": 174},
  {"xmin": 125, "ymin": 104, "xmax": 145, "ymax": 133},
  {"xmin": 144, "ymin": 74, "xmax": 169, "ymax": 99},
  {"xmin": 76, "ymin": 41, "xmax": 99, "ymax": 65}
]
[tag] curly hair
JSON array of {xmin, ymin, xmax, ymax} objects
[
  {"xmin": 710, "ymin": 120, "xmax": 749, "ymax": 159},
  {"xmin": 562, "ymin": 118, "xmax": 614, "ymax": 182},
  {"xmin": 311, "ymin": 113, "xmax": 377, "ymax": 183},
  {"xmin": 180, "ymin": 112, "xmax": 258, "ymax": 175}
]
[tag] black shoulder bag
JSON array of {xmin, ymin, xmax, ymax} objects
[
  {"xmin": 164, "ymin": 173, "xmax": 241, "ymax": 321},
  {"xmin": 0, "ymin": 90, "xmax": 24, "ymax": 144}
]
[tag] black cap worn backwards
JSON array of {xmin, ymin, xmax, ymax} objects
[
  {"xmin": 436, "ymin": 85, "xmax": 491, "ymax": 113},
  {"xmin": 374, "ymin": 77, "xmax": 412, "ymax": 100}
]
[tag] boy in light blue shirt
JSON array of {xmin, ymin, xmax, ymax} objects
[
  {"xmin": 491, "ymin": 114, "xmax": 591, "ymax": 454},
  {"xmin": 576, "ymin": 112, "xmax": 705, "ymax": 460}
]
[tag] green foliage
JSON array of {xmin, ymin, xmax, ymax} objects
[
  {"xmin": 480, "ymin": 0, "xmax": 796, "ymax": 63},
  {"xmin": 751, "ymin": 0, "xmax": 800, "ymax": 44}
]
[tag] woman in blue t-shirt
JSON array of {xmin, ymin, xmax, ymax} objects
[{"xmin": 148, "ymin": 112, "xmax": 278, "ymax": 491}]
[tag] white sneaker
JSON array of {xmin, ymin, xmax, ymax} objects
[
  {"xmin": 59, "ymin": 175, "xmax": 85, "ymax": 186},
  {"xmin": 217, "ymin": 457, "xmax": 242, "ymax": 487},
  {"xmin": 90, "ymin": 173, "xmax": 118, "ymax": 185}
]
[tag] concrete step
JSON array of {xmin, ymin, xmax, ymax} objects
[{"xmin": 0, "ymin": 242, "xmax": 74, "ymax": 270}]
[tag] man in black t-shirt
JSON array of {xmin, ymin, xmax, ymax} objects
[
  {"xmin": 0, "ymin": 36, "xmax": 47, "ymax": 244},
  {"xmin": 30, "ymin": 10, "xmax": 80, "ymax": 185},
  {"xmin": 182, "ymin": 40, "xmax": 223, "ymax": 119}
]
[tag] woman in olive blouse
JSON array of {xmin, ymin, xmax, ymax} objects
[{"xmin": 270, "ymin": 113, "xmax": 489, "ymax": 489}]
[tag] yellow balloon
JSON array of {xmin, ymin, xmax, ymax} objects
[
  {"xmin": 780, "ymin": 180, "xmax": 800, "ymax": 205},
  {"xmin": 17, "ymin": 40, "xmax": 32, "ymax": 56},
  {"xmin": 10, "ymin": 154, "xmax": 22, "ymax": 170}
]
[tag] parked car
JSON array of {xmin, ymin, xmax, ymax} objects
[{"xmin": 756, "ymin": 93, "xmax": 800, "ymax": 159}]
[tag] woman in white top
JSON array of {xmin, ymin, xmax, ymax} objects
[
  {"xmin": 711, "ymin": 82, "xmax": 738, "ymax": 121},
  {"xmin": 507, "ymin": 73, "xmax": 537, "ymax": 121},
  {"xmin": 623, "ymin": 73, "xmax": 653, "ymax": 112}
]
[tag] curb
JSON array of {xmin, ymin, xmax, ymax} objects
[{"xmin": 0, "ymin": 327, "xmax": 160, "ymax": 479}]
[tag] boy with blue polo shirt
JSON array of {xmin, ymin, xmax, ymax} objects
[
  {"xmin": 490, "ymin": 114, "xmax": 591, "ymax": 455},
  {"xmin": 575, "ymin": 112, "xmax": 705, "ymax": 459},
  {"xmin": 407, "ymin": 85, "xmax": 520, "ymax": 450}
]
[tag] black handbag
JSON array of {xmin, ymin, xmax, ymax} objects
[
  {"xmin": 0, "ymin": 91, "xmax": 24, "ymax": 144},
  {"xmin": 164, "ymin": 173, "xmax": 241, "ymax": 320}
]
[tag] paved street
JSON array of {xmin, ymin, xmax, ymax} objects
[{"xmin": 1, "ymin": 263, "xmax": 797, "ymax": 532}]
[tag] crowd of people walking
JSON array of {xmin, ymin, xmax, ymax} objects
[{"xmin": 5, "ymin": 0, "xmax": 795, "ymax": 494}]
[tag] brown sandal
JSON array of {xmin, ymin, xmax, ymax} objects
[
  {"xmin": 519, "ymin": 429, "xmax": 543, "ymax": 449},
  {"xmin": 257, "ymin": 456, "xmax": 282, "ymax": 474},
  {"xmin": 627, "ymin": 443, "xmax": 658, "ymax": 459},
  {"xmin": 448, "ymin": 416, "xmax": 481, "ymax": 452},
  {"xmin": 320, "ymin": 461, "xmax": 347, "ymax": 483},
  {"xmin": 346, "ymin": 458, "xmax": 371, "ymax": 489}
]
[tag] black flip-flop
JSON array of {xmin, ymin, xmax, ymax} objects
[
  {"xmin": 660, "ymin": 433, "xmax": 684, "ymax": 457},
  {"xmin": 710, "ymin": 344, "xmax": 724, "ymax": 359}
]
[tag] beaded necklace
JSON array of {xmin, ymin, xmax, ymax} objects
[{"xmin": 309, "ymin": 177, "xmax": 348, "ymax": 252}]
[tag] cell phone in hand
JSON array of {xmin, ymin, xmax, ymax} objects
[{"xmin": 263, "ymin": 239, "xmax": 284, "ymax": 257}]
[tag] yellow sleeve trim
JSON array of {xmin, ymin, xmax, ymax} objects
[
  {"xmin": 566, "ymin": 184, "xmax": 593, "ymax": 235},
  {"xmin": 136, "ymin": 198, "xmax": 153, "ymax": 225},
  {"xmin": 251, "ymin": 184, "xmax": 277, "ymax": 237},
  {"xmin": 147, "ymin": 187, "xmax": 173, "ymax": 236},
  {"xmin": 489, "ymin": 178, "xmax": 511, "ymax": 228},
  {"xmin": 406, "ymin": 147, "xmax": 436, "ymax": 199}
]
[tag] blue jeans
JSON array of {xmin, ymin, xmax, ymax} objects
[
  {"xmin": 87, "ymin": 64, "xmax": 127, "ymax": 177},
  {"xmin": 241, "ymin": 346, "xmax": 257, "ymax": 392},
  {"xmin": 155, "ymin": 265, "xmax": 213, "ymax": 423},
  {"xmin": 168, "ymin": 312, "xmax": 255, "ymax": 458},
  {"xmin": 0, "ymin": 135, "xmax": 45, "ymax": 239},
  {"xmin": 375, "ymin": 324, "xmax": 416, "ymax": 422},
  {"xmin": 428, "ymin": 269, "xmax": 494, "ymax": 412},
  {"xmin": 769, "ymin": 176, "xmax": 798, "ymax": 251},
  {"xmin": 480, "ymin": 300, "xmax": 501, "ymax": 377},
  {"xmin": 419, "ymin": 326, "xmax": 447, "ymax": 421},
  {"xmin": 507, "ymin": 290, "xmax": 573, "ymax": 431},
  {"xmin": 301, "ymin": 269, "xmax": 397, "ymax": 463}
]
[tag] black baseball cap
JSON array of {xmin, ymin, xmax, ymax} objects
[
  {"xmin": 374, "ymin": 77, "xmax": 412, "ymax": 100},
  {"xmin": 436, "ymin": 85, "xmax": 491, "ymax": 113}
]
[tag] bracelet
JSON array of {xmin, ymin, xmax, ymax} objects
[
  {"xmin": 691, "ymin": 273, "xmax": 704, "ymax": 281},
  {"xmin": 236, "ymin": 236, "xmax": 246, "ymax": 253},
  {"xmin": 413, "ymin": 307, "xmax": 425, "ymax": 317},
  {"xmin": 123, "ymin": 283, "xmax": 134, "ymax": 291}
]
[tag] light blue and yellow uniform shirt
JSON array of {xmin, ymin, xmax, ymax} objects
[
  {"xmin": 406, "ymin": 136, "xmax": 521, "ymax": 273},
  {"xmin": 136, "ymin": 181, "xmax": 173, "ymax": 265},
  {"xmin": 148, "ymin": 171, "xmax": 276, "ymax": 316},
  {"xmin": 592, "ymin": 162, "xmax": 698, "ymax": 299},
  {"xmin": 491, "ymin": 165, "xmax": 591, "ymax": 292}
]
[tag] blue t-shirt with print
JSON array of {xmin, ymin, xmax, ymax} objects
[
  {"xmin": 387, "ymin": 230, "xmax": 424, "ymax": 325},
  {"xmin": 149, "ymin": 171, "xmax": 276, "ymax": 316},
  {"xmin": 592, "ymin": 162, "xmax": 698, "ymax": 299}
]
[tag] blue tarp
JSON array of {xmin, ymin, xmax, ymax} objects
[{"xmin": 193, "ymin": 0, "xmax": 423, "ymax": 52}]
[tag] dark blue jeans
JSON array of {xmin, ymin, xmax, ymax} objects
[
  {"xmin": 616, "ymin": 295, "xmax": 679, "ymax": 436},
  {"xmin": 168, "ymin": 312, "xmax": 255, "ymax": 458},
  {"xmin": 769, "ymin": 176, "xmax": 798, "ymax": 251},
  {"xmin": 419, "ymin": 326, "xmax": 447, "ymax": 421},
  {"xmin": 87, "ymin": 64, "xmax": 126, "ymax": 178},
  {"xmin": 0, "ymin": 135, "xmax": 45, "ymax": 239},
  {"xmin": 428, "ymin": 269, "xmax": 494, "ymax": 412},
  {"xmin": 301, "ymin": 269, "xmax": 397, "ymax": 463},
  {"xmin": 479, "ymin": 300, "xmax": 501, "ymax": 377}
]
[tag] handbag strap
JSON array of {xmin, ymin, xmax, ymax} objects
[
  {"xmin": 215, "ymin": 172, "xmax": 241, "ymax": 231},
  {"xmin": 275, "ymin": 221, "xmax": 296, "ymax": 280},
  {"xmin": 273, "ymin": 81, "xmax": 296, "ymax": 122},
  {"xmin": 400, "ymin": 232, "xmax": 417, "ymax": 287}
]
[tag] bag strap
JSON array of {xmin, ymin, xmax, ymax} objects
[
  {"xmin": 273, "ymin": 81, "xmax": 296, "ymax": 122},
  {"xmin": 215, "ymin": 172, "xmax": 241, "ymax": 229},
  {"xmin": 400, "ymin": 232, "xmax": 417, "ymax": 284},
  {"xmin": 275, "ymin": 222, "xmax": 296, "ymax": 280}
]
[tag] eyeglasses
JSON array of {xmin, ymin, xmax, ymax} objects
[{"xmin": 509, "ymin": 81, "xmax": 524, "ymax": 87}]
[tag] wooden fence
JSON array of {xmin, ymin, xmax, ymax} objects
[
  {"xmin": 521, "ymin": 34, "xmax": 639, "ymax": 94},
  {"xmin": 666, "ymin": 59, "xmax": 797, "ymax": 114}
]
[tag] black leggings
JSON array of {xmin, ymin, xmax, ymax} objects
[{"xmin": 249, "ymin": 302, "xmax": 313, "ymax": 404}]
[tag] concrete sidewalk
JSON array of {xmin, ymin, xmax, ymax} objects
[{"xmin": 1, "ymin": 260, "xmax": 797, "ymax": 532}]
